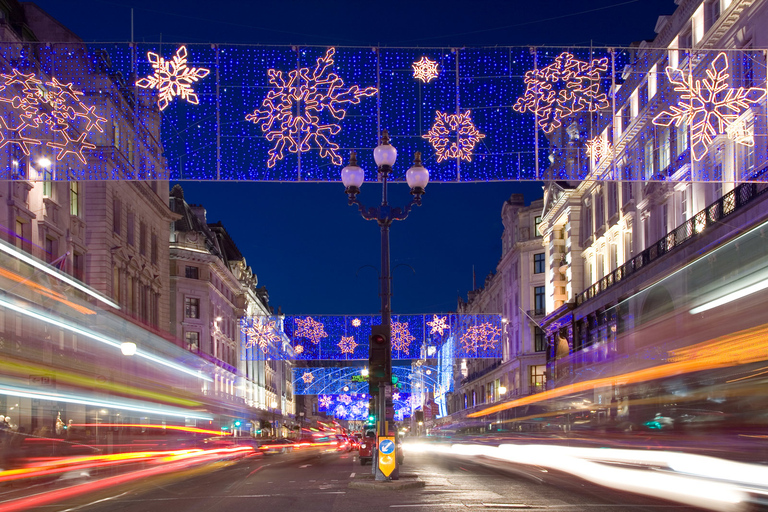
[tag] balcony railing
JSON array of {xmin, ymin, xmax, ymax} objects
[{"xmin": 577, "ymin": 180, "xmax": 768, "ymax": 306}]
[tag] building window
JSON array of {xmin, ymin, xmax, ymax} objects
[
  {"xmin": 534, "ymin": 216, "xmax": 542, "ymax": 237},
  {"xmin": 127, "ymin": 139, "xmax": 134, "ymax": 165},
  {"xmin": 533, "ymin": 253, "xmax": 545, "ymax": 274},
  {"xmin": 185, "ymin": 331, "xmax": 199, "ymax": 352},
  {"xmin": 534, "ymin": 327, "xmax": 546, "ymax": 352},
  {"xmin": 139, "ymin": 222, "xmax": 147, "ymax": 255},
  {"xmin": 609, "ymin": 243, "xmax": 618, "ymax": 271},
  {"xmin": 73, "ymin": 252, "xmax": 83, "ymax": 281},
  {"xmin": 607, "ymin": 182, "xmax": 618, "ymax": 219},
  {"xmin": 185, "ymin": 297, "xmax": 200, "ymax": 319},
  {"xmin": 530, "ymin": 365, "xmax": 546, "ymax": 392},
  {"xmin": 113, "ymin": 199, "xmax": 121, "ymax": 234},
  {"xmin": 127, "ymin": 212, "xmax": 135, "ymax": 246},
  {"xmin": 595, "ymin": 191, "xmax": 604, "ymax": 229},
  {"xmin": 45, "ymin": 237, "xmax": 57, "ymax": 264},
  {"xmin": 113, "ymin": 121, "xmax": 121, "ymax": 149},
  {"xmin": 644, "ymin": 140, "xmax": 655, "ymax": 179},
  {"xmin": 624, "ymin": 231, "xmax": 633, "ymax": 260},
  {"xmin": 676, "ymin": 120, "xmax": 688, "ymax": 156},
  {"xmin": 185, "ymin": 266, "xmax": 199, "ymax": 279},
  {"xmin": 70, "ymin": 181, "xmax": 80, "ymax": 217},
  {"xmin": 534, "ymin": 286, "xmax": 545, "ymax": 315},
  {"xmin": 42, "ymin": 168, "xmax": 53, "ymax": 198},
  {"xmin": 658, "ymin": 127, "xmax": 670, "ymax": 171},
  {"xmin": 151, "ymin": 233, "xmax": 158, "ymax": 265},
  {"xmin": 681, "ymin": 185, "xmax": 691, "ymax": 222}
]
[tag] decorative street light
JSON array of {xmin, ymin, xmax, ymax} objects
[{"xmin": 341, "ymin": 130, "xmax": 429, "ymax": 480}]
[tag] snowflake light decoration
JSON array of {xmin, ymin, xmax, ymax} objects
[
  {"xmin": 460, "ymin": 322, "xmax": 501, "ymax": 353},
  {"xmin": 294, "ymin": 316, "xmax": 328, "ymax": 345},
  {"xmin": 301, "ymin": 371, "xmax": 315, "ymax": 384},
  {"xmin": 319, "ymin": 395, "xmax": 333, "ymax": 409},
  {"xmin": 294, "ymin": 345, "xmax": 304, "ymax": 354},
  {"xmin": 585, "ymin": 136, "xmax": 612, "ymax": 163},
  {"xmin": 136, "ymin": 45, "xmax": 210, "ymax": 111},
  {"xmin": 0, "ymin": 69, "xmax": 106, "ymax": 164},
  {"xmin": 242, "ymin": 319, "xmax": 281, "ymax": 353},
  {"xmin": 338, "ymin": 336, "xmax": 358, "ymax": 355},
  {"xmin": 412, "ymin": 56, "xmax": 440, "ymax": 83},
  {"xmin": 423, "ymin": 110, "xmax": 485, "ymax": 162},
  {"xmin": 427, "ymin": 315, "xmax": 450, "ymax": 336},
  {"xmin": 513, "ymin": 52, "xmax": 609, "ymax": 134},
  {"xmin": 246, "ymin": 47, "xmax": 378, "ymax": 168},
  {"xmin": 391, "ymin": 321, "xmax": 416, "ymax": 354},
  {"xmin": 652, "ymin": 52, "xmax": 766, "ymax": 162},
  {"xmin": 393, "ymin": 392, "xmax": 400, "ymax": 401},
  {"xmin": 351, "ymin": 318, "xmax": 361, "ymax": 327},
  {"xmin": 338, "ymin": 394, "xmax": 352, "ymax": 405}
]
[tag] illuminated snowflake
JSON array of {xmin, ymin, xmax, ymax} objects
[
  {"xmin": 0, "ymin": 69, "xmax": 106, "ymax": 163},
  {"xmin": 585, "ymin": 136, "xmax": 612, "ymax": 163},
  {"xmin": 338, "ymin": 394, "xmax": 352, "ymax": 405},
  {"xmin": 514, "ymin": 52, "xmax": 609, "ymax": 134},
  {"xmin": 652, "ymin": 52, "xmax": 766, "ymax": 162},
  {"xmin": 246, "ymin": 47, "xmax": 378, "ymax": 168},
  {"xmin": 319, "ymin": 395, "xmax": 333, "ymax": 409},
  {"xmin": 412, "ymin": 56, "xmax": 439, "ymax": 82},
  {"xmin": 333, "ymin": 404, "xmax": 347, "ymax": 418},
  {"xmin": 394, "ymin": 409, "xmax": 404, "ymax": 421},
  {"xmin": 427, "ymin": 315, "xmax": 450, "ymax": 336},
  {"xmin": 243, "ymin": 318, "xmax": 281, "ymax": 353},
  {"xmin": 351, "ymin": 318, "xmax": 361, "ymax": 327},
  {"xmin": 294, "ymin": 344, "xmax": 304, "ymax": 354},
  {"xmin": 393, "ymin": 392, "xmax": 400, "ymax": 401},
  {"xmin": 301, "ymin": 371, "xmax": 315, "ymax": 384},
  {"xmin": 460, "ymin": 322, "xmax": 501, "ymax": 353},
  {"xmin": 423, "ymin": 110, "xmax": 485, "ymax": 162},
  {"xmin": 338, "ymin": 336, "xmax": 358, "ymax": 355},
  {"xmin": 136, "ymin": 45, "xmax": 210, "ymax": 111},
  {"xmin": 391, "ymin": 321, "xmax": 416, "ymax": 354},
  {"xmin": 294, "ymin": 317, "xmax": 328, "ymax": 345}
]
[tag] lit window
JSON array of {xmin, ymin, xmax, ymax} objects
[{"xmin": 70, "ymin": 181, "xmax": 79, "ymax": 217}]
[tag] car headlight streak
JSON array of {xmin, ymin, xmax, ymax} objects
[
  {"xmin": 0, "ymin": 296, "xmax": 212, "ymax": 382},
  {"xmin": 0, "ymin": 238, "xmax": 120, "ymax": 309}
]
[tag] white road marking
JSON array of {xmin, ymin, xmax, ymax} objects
[
  {"xmin": 299, "ymin": 464, "xmax": 311, "ymax": 468},
  {"xmin": 350, "ymin": 472, "xmax": 356, "ymax": 478},
  {"xmin": 60, "ymin": 492, "xmax": 130, "ymax": 511}
]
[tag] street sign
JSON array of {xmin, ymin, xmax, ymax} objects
[{"xmin": 378, "ymin": 436, "xmax": 397, "ymax": 477}]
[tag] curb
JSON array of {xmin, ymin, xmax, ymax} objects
[{"xmin": 348, "ymin": 474, "xmax": 425, "ymax": 490}]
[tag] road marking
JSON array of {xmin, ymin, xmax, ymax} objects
[
  {"xmin": 247, "ymin": 466, "xmax": 264, "ymax": 477},
  {"xmin": 350, "ymin": 472, "xmax": 355, "ymax": 478},
  {"xmin": 60, "ymin": 492, "xmax": 129, "ymax": 511},
  {"xmin": 299, "ymin": 464, "xmax": 311, "ymax": 468}
]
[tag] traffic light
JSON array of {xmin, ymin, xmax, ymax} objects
[
  {"xmin": 368, "ymin": 324, "xmax": 391, "ymax": 397},
  {"xmin": 234, "ymin": 420, "xmax": 242, "ymax": 428}
]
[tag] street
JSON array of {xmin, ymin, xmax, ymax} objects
[{"xmin": 27, "ymin": 448, "xmax": 706, "ymax": 512}]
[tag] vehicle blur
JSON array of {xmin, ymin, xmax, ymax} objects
[{"xmin": 358, "ymin": 429, "xmax": 376, "ymax": 465}]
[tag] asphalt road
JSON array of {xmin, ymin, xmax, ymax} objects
[{"xmin": 31, "ymin": 448, "xmax": 706, "ymax": 512}]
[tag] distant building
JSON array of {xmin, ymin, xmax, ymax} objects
[
  {"xmin": 441, "ymin": 194, "xmax": 546, "ymax": 430},
  {"xmin": 169, "ymin": 185, "xmax": 294, "ymax": 435}
]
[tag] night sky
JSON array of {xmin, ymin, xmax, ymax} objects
[{"xmin": 31, "ymin": 0, "xmax": 675, "ymax": 316}]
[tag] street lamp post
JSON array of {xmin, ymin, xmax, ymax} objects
[
  {"xmin": 341, "ymin": 130, "xmax": 429, "ymax": 480},
  {"xmin": 497, "ymin": 386, "xmax": 507, "ymax": 431}
]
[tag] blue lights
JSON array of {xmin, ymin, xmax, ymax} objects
[{"xmin": 2, "ymin": 43, "xmax": 763, "ymax": 183}]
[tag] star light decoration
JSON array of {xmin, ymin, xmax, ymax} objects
[
  {"xmin": 585, "ymin": 136, "xmax": 612, "ymax": 164},
  {"xmin": 412, "ymin": 56, "xmax": 440, "ymax": 83},
  {"xmin": 242, "ymin": 318, "xmax": 281, "ymax": 353},
  {"xmin": 338, "ymin": 336, "xmax": 358, "ymax": 355},
  {"xmin": 246, "ymin": 47, "xmax": 378, "ymax": 168},
  {"xmin": 427, "ymin": 315, "xmax": 450, "ymax": 336},
  {"xmin": 136, "ymin": 45, "xmax": 210, "ymax": 111},
  {"xmin": 0, "ymin": 69, "xmax": 106, "ymax": 164},
  {"xmin": 294, "ymin": 316, "xmax": 328, "ymax": 345},
  {"xmin": 652, "ymin": 52, "xmax": 767, "ymax": 162},
  {"xmin": 460, "ymin": 322, "xmax": 502, "ymax": 354},
  {"xmin": 319, "ymin": 395, "xmax": 333, "ymax": 409},
  {"xmin": 301, "ymin": 371, "xmax": 315, "ymax": 384},
  {"xmin": 423, "ymin": 111, "xmax": 485, "ymax": 162},
  {"xmin": 294, "ymin": 345, "xmax": 304, "ymax": 354},
  {"xmin": 514, "ymin": 52, "xmax": 610, "ymax": 134},
  {"xmin": 351, "ymin": 318, "xmax": 361, "ymax": 327},
  {"xmin": 391, "ymin": 321, "xmax": 416, "ymax": 354}
]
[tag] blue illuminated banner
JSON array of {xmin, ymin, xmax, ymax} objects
[
  {"xmin": 293, "ymin": 364, "xmax": 442, "ymax": 396},
  {"xmin": 241, "ymin": 313, "xmax": 503, "ymax": 360},
  {"xmin": 3, "ymin": 43, "xmax": 762, "ymax": 183}
]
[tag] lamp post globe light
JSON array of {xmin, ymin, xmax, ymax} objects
[{"xmin": 341, "ymin": 130, "xmax": 429, "ymax": 481}]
